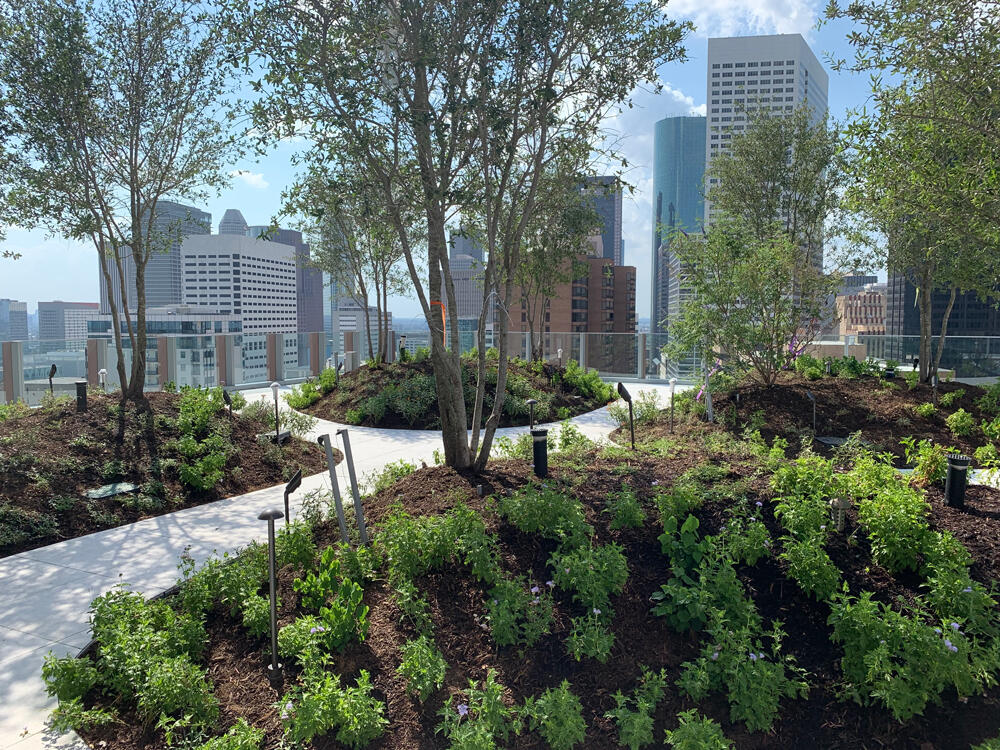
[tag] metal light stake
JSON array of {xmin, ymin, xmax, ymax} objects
[
  {"xmin": 617, "ymin": 382, "xmax": 634, "ymax": 450},
  {"xmin": 257, "ymin": 508, "xmax": 284, "ymax": 687},
  {"xmin": 283, "ymin": 469, "xmax": 302, "ymax": 526},
  {"xmin": 318, "ymin": 434, "xmax": 350, "ymax": 543},
  {"xmin": 704, "ymin": 367, "xmax": 713, "ymax": 423},
  {"xmin": 336, "ymin": 429, "xmax": 369, "ymax": 545},
  {"xmin": 270, "ymin": 381, "xmax": 281, "ymax": 443},
  {"xmin": 669, "ymin": 377, "xmax": 677, "ymax": 434},
  {"xmin": 526, "ymin": 398, "xmax": 537, "ymax": 430}
]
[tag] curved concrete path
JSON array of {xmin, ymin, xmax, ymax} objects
[{"xmin": 0, "ymin": 383, "xmax": 679, "ymax": 749}]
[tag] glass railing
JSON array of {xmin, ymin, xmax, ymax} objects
[
  {"xmin": 20, "ymin": 338, "xmax": 88, "ymax": 405},
  {"xmin": 857, "ymin": 335, "xmax": 1000, "ymax": 381}
]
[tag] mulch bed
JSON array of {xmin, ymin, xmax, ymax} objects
[
  {"xmin": 0, "ymin": 391, "xmax": 332, "ymax": 558},
  {"xmin": 301, "ymin": 358, "xmax": 610, "ymax": 429},
  {"xmin": 79, "ymin": 435, "xmax": 1000, "ymax": 749}
]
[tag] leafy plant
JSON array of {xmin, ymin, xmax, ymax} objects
[
  {"xmin": 946, "ymin": 407, "xmax": 975, "ymax": 437},
  {"xmin": 196, "ymin": 719, "xmax": 265, "ymax": 750},
  {"xmin": 604, "ymin": 489, "xmax": 646, "ymax": 530},
  {"xmin": 779, "ymin": 538, "xmax": 841, "ymax": 601},
  {"xmin": 900, "ymin": 436, "xmax": 955, "ymax": 484},
  {"xmin": 486, "ymin": 577, "xmax": 556, "ymax": 649},
  {"xmin": 497, "ymin": 484, "xmax": 592, "ymax": 548},
  {"xmin": 42, "ymin": 653, "xmax": 100, "ymax": 703},
  {"xmin": 0, "ymin": 503, "xmax": 58, "ymax": 548},
  {"xmin": 940, "ymin": 388, "xmax": 965, "ymax": 408},
  {"xmin": 659, "ymin": 514, "xmax": 711, "ymax": 579},
  {"xmin": 281, "ymin": 669, "xmax": 387, "ymax": 747},
  {"xmin": 521, "ymin": 680, "xmax": 586, "ymax": 750},
  {"xmin": 284, "ymin": 380, "xmax": 321, "ymax": 409},
  {"xmin": 913, "ymin": 401, "xmax": 936, "ymax": 418},
  {"xmin": 138, "ymin": 655, "xmax": 218, "ymax": 727},
  {"xmin": 565, "ymin": 613, "xmax": 615, "ymax": 662},
  {"xmin": 604, "ymin": 667, "xmax": 667, "ymax": 750},
  {"xmin": 397, "ymin": 635, "xmax": 448, "ymax": 702},
  {"xmin": 366, "ymin": 459, "xmax": 417, "ymax": 495},
  {"xmin": 549, "ymin": 542, "xmax": 629, "ymax": 613},
  {"xmin": 664, "ymin": 710, "xmax": 733, "ymax": 749},
  {"xmin": 294, "ymin": 546, "xmax": 343, "ymax": 611},
  {"xmin": 436, "ymin": 669, "xmax": 517, "ymax": 747},
  {"xmin": 855, "ymin": 478, "xmax": 929, "ymax": 574}
]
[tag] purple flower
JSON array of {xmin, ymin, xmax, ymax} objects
[
  {"xmin": 763, "ymin": 540, "xmax": 770, "ymax": 548},
  {"xmin": 934, "ymin": 627, "xmax": 942, "ymax": 634},
  {"xmin": 949, "ymin": 644, "xmax": 959, "ymax": 653},
  {"xmin": 492, "ymin": 599, "xmax": 498, "ymax": 605},
  {"xmin": 945, "ymin": 639, "xmax": 953, "ymax": 649},
  {"xmin": 963, "ymin": 586, "xmax": 973, "ymax": 593},
  {"xmin": 749, "ymin": 653, "xmax": 757, "ymax": 662},
  {"xmin": 820, "ymin": 525, "xmax": 826, "ymax": 531},
  {"xmin": 531, "ymin": 597, "xmax": 540, "ymax": 605},
  {"xmin": 530, "ymin": 585, "xmax": 540, "ymax": 594},
  {"xmin": 755, "ymin": 501, "xmax": 763, "ymax": 508},
  {"xmin": 546, "ymin": 580, "xmax": 555, "ymax": 588},
  {"xmin": 951, "ymin": 622, "xmax": 961, "ymax": 631},
  {"xmin": 593, "ymin": 608, "xmax": 601, "ymax": 616},
  {"xmin": 711, "ymin": 651, "xmax": 719, "ymax": 661},
  {"xmin": 565, "ymin": 567, "xmax": 570, "ymax": 574},
  {"xmin": 457, "ymin": 703, "xmax": 469, "ymax": 717},
  {"xmin": 651, "ymin": 480, "xmax": 660, "ymax": 486}
]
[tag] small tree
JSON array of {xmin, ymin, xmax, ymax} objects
[
  {"xmin": 286, "ymin": 165, "xmax": 411, "ymax": 364},
  {"xmin": 667, "ymin": 222, "xmax": 835, "ymax": 386},
  {"xmin": 0, "ymin": 0, "xmax": 239, "ymax": 405}
]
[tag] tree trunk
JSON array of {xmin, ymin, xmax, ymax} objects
[
  {"xmin": 362, "ymin": 298, "xmax": 375, "ymax": 364},
  {"xmin": 98, "ymin": 245, "xmax": 130, "ymax": 402},
  {"xmin": 127, "ymin": 249, "xmax": 149, "ymax": 405},
  {"xmin": 931, "ymin": 287, "xmax": 957, "ymax": 381},
  {"xmin": 917, "ymin": 271, "xmax": 933, "ymax": 383}
]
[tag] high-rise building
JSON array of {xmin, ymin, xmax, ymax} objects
[
  {"xmin": 38, "ymin": 301, "xmax": 100, "ymax": 340},
  {"xmin": 0, "ymin": 299, "xmax": 28, "ymax": 341},
  {"xmin": 180, "ymin": 234, "xmax": 298, "ymax": 333},
  {"xmin": 582, "ymin": 176, "xmax": 624, "ymax": 265},
  {"xmin": 650, "ymin": 116, "xmax": 706, "ymax": 335},
  {"xmin": 245, "ymin": 224, "xmax": 324, "ymax": 334},
  {"xmin": 99, "ymin": 200, "xmax": 212, "ymax": 314},
  {"xmin": 219, "ymin": 209, "xmax": 249, "ymax": 236},
  {"xmin": 886, "ymin": 274, "xmax": 1000, "ymax": 337},
  {"xmin": 449, "ymin": 228, "xmax": 484, "ymax": 262},
  {"xmin": 705, "ymin": 34, "xmax": 829, "ymax": 226}
]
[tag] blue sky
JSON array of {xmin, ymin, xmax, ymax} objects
[{"xmin": 0, "ymin": 0, "xmax": 871, "ymax": 320}]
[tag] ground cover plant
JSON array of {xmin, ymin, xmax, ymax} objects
[
  {"xmin": 295, "ymin": 354, "xmax": 614, "ymax": 429},
  {"xmin": 45, "ymin": 409, "xmax": 1000, "ymax": 749},
  {"xmin": 0, "ymin": 388, "xmax": 333, "ymax": 557}
]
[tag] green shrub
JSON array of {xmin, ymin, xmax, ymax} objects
[
  {"xmin": 946, "ymin": 408, "xmax": 975, "ymax": 437},
  {"xmin": 277, "ymin": 615, "xmax": 329, "ymax": 667},
  {"xmin": 983, "ymin": 415, "xmax": 1000, "ymax": 443},
  {"xmin": 664, "ymin": 710, "xmax": 733, "ymax": 749},
  {"xmin": 604, "ymin": 489, "xmax": 646, "ymax": 530},
  {"xmin": 317, "ymin": 367, "xmax": 339, "ymax": 394},
  {"xmin": 397, "ymin": 635, "xmax": 448, "ymax": 702},
  {"xmin": 345, "ymin": 407, "xmax": 364, "ymax": 425},
  {"xmin": 196, "ymin": 719, "xmax": 265, "ymax": 750},
  {"xmin": 485, "ymin": 576, "xmax": 556, "ymax": 649},
  {"xmin": 603, "ymin": 668, "xmax": 667, "ymax": 750},
  {"xmin": 366, "ymin": 459, "xmax": 417, "ymax": 495},
  {"xmin": 940, "ymin": 388, "xmax": 966, "ymax": 408},
  {"xmin": 549, "ymin": 542, "xmax": 629, "ymax": 613},
  {"xmin": 240, "ymin": 595, "xmax": 274, "ymax": 639},
  {"xmin": 566, "ymin": 613, "xmax": 615, "ymax": 663},
  {"xmin": 560, "ymin": 359, "xmax": 614, "ymax": 402},
  {"xmin": 0, "ymin": 400, "xmax": 30, "ymax": 421},
  {"xmin": 436, "ymin": 669, "xmax": 516, "ymax": 746},
  {"xmin": 177, "ymin": 386, "xmax": 226, "ymax": 438},
  {"xmin": 276, "ymin": 520, "xmax": 317, "ymax": 570},
  {"xmin": 856, "ymin": 480, "xmax": 929, "ymax": 574},
  {"xmin": 779, "ymin": 538, "xmax": 841, "ymax": 601},
  {"xmin": 975, "ymin": 382, "xmax": 1000, "ymax": 416},
  {"xmin": 177, "ymin": 433, "xmax": 230, "ymax": 491},
  {"xmin": 294, "ymin": 546, "xmax": 343, "ymax": 611},
  {"xmin": 239, "ymin": 399, "xmax": 317, "ymax": 437},
  {"xmin": 975, "ymin": 443, "xmax": 1000, "ymax": 469},
  {"xmin": 497, "ymin": 485, "xmax": 592, "ymax": 549},
  {"xmin": 284, "ymin": 380, "xmax": 321, "ymax": 409},
  {"xmin": 137, "ymin": 655, "xmax": 218, "ymax": 726},
  {"xmin": 900, "ymin": 437, "xmax": 955, "ymax": 484},
  {"xmin": 608, "ymin": 389, "xmax": 662, "ymax": 427},
  {"xmin": 521, "ymin": 681, "xmax": 586, "ymax": 750},
  {"xmin": 913, "ymin": 402, "xmax": 936, "ymax": 418},
  {"xmin": 390, "ymin": 373, "xmax": 438, "ymax": 425},
  {"xmin": 42, "ymin": 653, "xmax": 100, "ymax": 703},
  {"xmin": 0, "ymin": 504, "xmax": 58, "ymax": 548},
  {"xmin": 793, "ymin": 354, "xmax": 822, "ymax": 377},
  {"xmin": 282, "ymin": 669, "xmax": 387, "ymax": 747}
]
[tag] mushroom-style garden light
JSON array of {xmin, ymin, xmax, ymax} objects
[{"xmin": 258, "ymin": 507, "xmax": 284, "ymax": 686}]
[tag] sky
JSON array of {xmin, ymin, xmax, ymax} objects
[{"xmin": 0, "ymin": 0, "xmax": 873, "ymax": 319}]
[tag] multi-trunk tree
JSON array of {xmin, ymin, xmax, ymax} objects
[
  {"xmin": 0, "ymin": 0, "xmax": 240, "ymax": 405},
  {"xmin": 227, "ymin": 0, "xmax": 688, "ymax": 470},
  {"xmin": 827, "ymin": 0, "xmax": 1000, "ymax": 381}
]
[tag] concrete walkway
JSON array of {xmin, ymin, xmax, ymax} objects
[{"xmin": 0, "ymin": 383, "xmax": 679, "ymax": 749}]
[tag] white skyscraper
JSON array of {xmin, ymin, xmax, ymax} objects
[{"xmin": 704, "ymin": 34, "xmax": 829, "ymax": 224}]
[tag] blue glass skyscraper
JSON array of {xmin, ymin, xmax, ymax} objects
[{"xmin": 650, "ymin": 116, "xmax": 705, "ymax": 335}]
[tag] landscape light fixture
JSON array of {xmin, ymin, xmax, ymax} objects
[
  {"xmin": 806, "ymin": 390, "xmax": 816, "ymax": 433},
  {"xmin": 98, "ymin": 368, "xmax": 107, "ymax": 392},
  {"xmin": 557, "ymin": 348, "xmax": 563, "ymax": 367},
  {"xmin": 336, "ymin": 429, "xmax": 369, "ymax": 545},
  {"xmin": 617, "ymin": 382, "xmax": 635, "ymax": 450},
  {"xmin": 48, "ymin": 363, "xmax": 57, "ymax": 394},
  {"xmin": 75, "ymin": 381, "xmax": 87, "ymax": 413},
  {"xmin": 945, "ymin": 454, "xmax": 971, "ymax": 509},
  {"xmin": 317, "ymin": 434, "xmax": 350, "ymax": 543},
  {"xmin": 270, "ymin": 382, "xmax": 281, "ymax": 443},
  {"xmin": 283, "ymin": 469, "xmax": 302, "ymax": 526},
  {"xmin": 825, "ymin": 359, "xmax": 832, "ymax": 376},
  {"xmin": 222, "ymin": 388, "xmax": 233, "ymax": 418},
  {"xmin": 257, "ymin": 507, "xmax": 285, "ymax": 686},
  {"xmin": 526, "ymin": 398, "xmax": 538, "ymax": 430},
  {"xmin": 932, "ymin": 373, "xmax": 940, "ymax": 404},
  {"xmin": 399, "ymin": 334, "xmax": 407, "ymax": 354},
  {"xmin": 829, "ymin": 496, "xmax": 851, "ymax": 533},
  {"xmin": 669, "ymin": 377, "xmax": 677, "ymax": 434},
  {"xmin": 532, "ymin": 428, "xmax": 549, "ymax": 478},
  {"xmin": 913, "ymin": 356, "xmax": 919, "ymax": 372}
]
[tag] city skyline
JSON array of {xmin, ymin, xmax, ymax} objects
[{"xmin": 0, "ymin": 9, "xmax": 875, "ymax": 320}]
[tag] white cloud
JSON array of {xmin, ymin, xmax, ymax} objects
[
  {"xmin": 670, "ymin": 0, "xmax": 820, "ymax": 37},
  {"xmin": 229, "ymin": 170, "xmax": 270, "ymax": 189}
]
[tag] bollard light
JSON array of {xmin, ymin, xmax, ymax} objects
[
  {"xmin": 526, "ymin": 398, "xmax": 537, "ymax": 430},
  {"xmin": 669, "ymin": 377, "xmax": 677, "ymax": 434},
  {"xmin": 617, "ymin": 382, "xmax": 634, "ymax": 450},
  {"xmin": 283, "ymin": 469, "xmax": 302, "ymax": 526},
  {"xmin": 532, "ymin": 428, "xmax": 549, "ymax": 478},
  {"xmin": 98, "ymin": 368, "xmax": 108, "ymax": 392},
  {"xmin": 806, "ymin": 390, "xmax": 816, "ymax": 433},
  {"xmin": 829, "ymin": 496, "xmax": 851, "ymax": 533},
  {"xmin": 258, "ymin": 507, "xmax": 285, "ymax": 687},
  {"xmin": 270, "ymin": 381, "xmax": 281, "ymax": 443},
  {"xmin": 945, "ymin": 454, "xmax": 971, "ymax": 509},
  {"xmin": 75, "ymin": 381, "xmax": 88, "ymax": 413}
]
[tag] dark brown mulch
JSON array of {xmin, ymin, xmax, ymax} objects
[
  {"xmin": 78, "ymin": 444, "xmax": 1000, "ymax": 750},
  {"xmin": 300, "ymin": 358, "xmax": 611, "ymax": 430},
  {"xmin": 0, "ymin": 391, "xmax": 334, "ymax": 558}
]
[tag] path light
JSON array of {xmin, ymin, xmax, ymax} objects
[
  {"xmin": 945, "ymin": 454, "xmax": 971, "ymax": 509},
  {"xmin": 669, "ymin": 377, "xmax": 677, "ymax": 434},
  {"xmin": 913, "ymin": 357, "xmax": 919, "ymax": 372},
  {"xmin": 532, "ymin": 428, "xmax": 549, "ymax": 478},
  {"xmin": 932, "ymin": 373, "xmax": 939, "ymax": 404},
  {"xmin": 75, "ymin": 382, "xmax": 87, "ymax": 413},
  {"xmin": 336, "ymin": 429, "xmax": 369, "ymax": 545},
  {"xmin": 98, "ymin": 368, "xmax": 107, "ymax": 392},
  {"xmin": 283, "ymin": 469, "xmax": 302, "ymax": 526},
  {"xmin": 617, "ymin": 382, "xmax": 634, "ymax": 450},
  {"xmin": 257, "ymin": 507, "xmax": 284, "ymax": 687},
  {"xmin": 399, "ymin": 335, "xmax": 407, "ymax": 360},
  {"xmin": 222, "ymin": 388, "xmax": 233, "ymax": 418},
  {"xmin": 825, "ymin": 359, "xmax": 832, "ymax": 376},
  {"xmin": 526, "ymin": 398, "xmax": 537, "ymax": 430},
  {"xmin": 48, "ymin": 363, "xmax": 57, "ymax": 395},
  {"xmin": 317, "ymin": 434, "xmax": 350, "ymax": 543},
  {"xmin": 829, "ymin": 496, "xmax": 851, "ymax": 532},
  {"xmin": 557, "ymin": 348, "xmax": 563, "ymax": 367},
  {"xmin": 270, "ymin": 382, "xmax": 281, "ymax": 443},
  {"xmin": 806, "ymin": 390, "xmax": 816, "ymax": 433}
]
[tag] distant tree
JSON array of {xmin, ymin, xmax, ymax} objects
[
  {"xmin": 825, "ymin": 0, "xmax": 1000, "ymax": 381},
  {"xmin": 667, "ymin": 222, "xmax": 834, "ymax": 386},
  {"xmin": 0, "ymin": 0, "xmax": 240, "ymax": 404},
  {"xmin": 286, "ymin": 164, "xmax": 412, "ymax": 364},
  {"xmin": 227, "ymin": 0, "xmax": 689, "ymax": 470}
]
